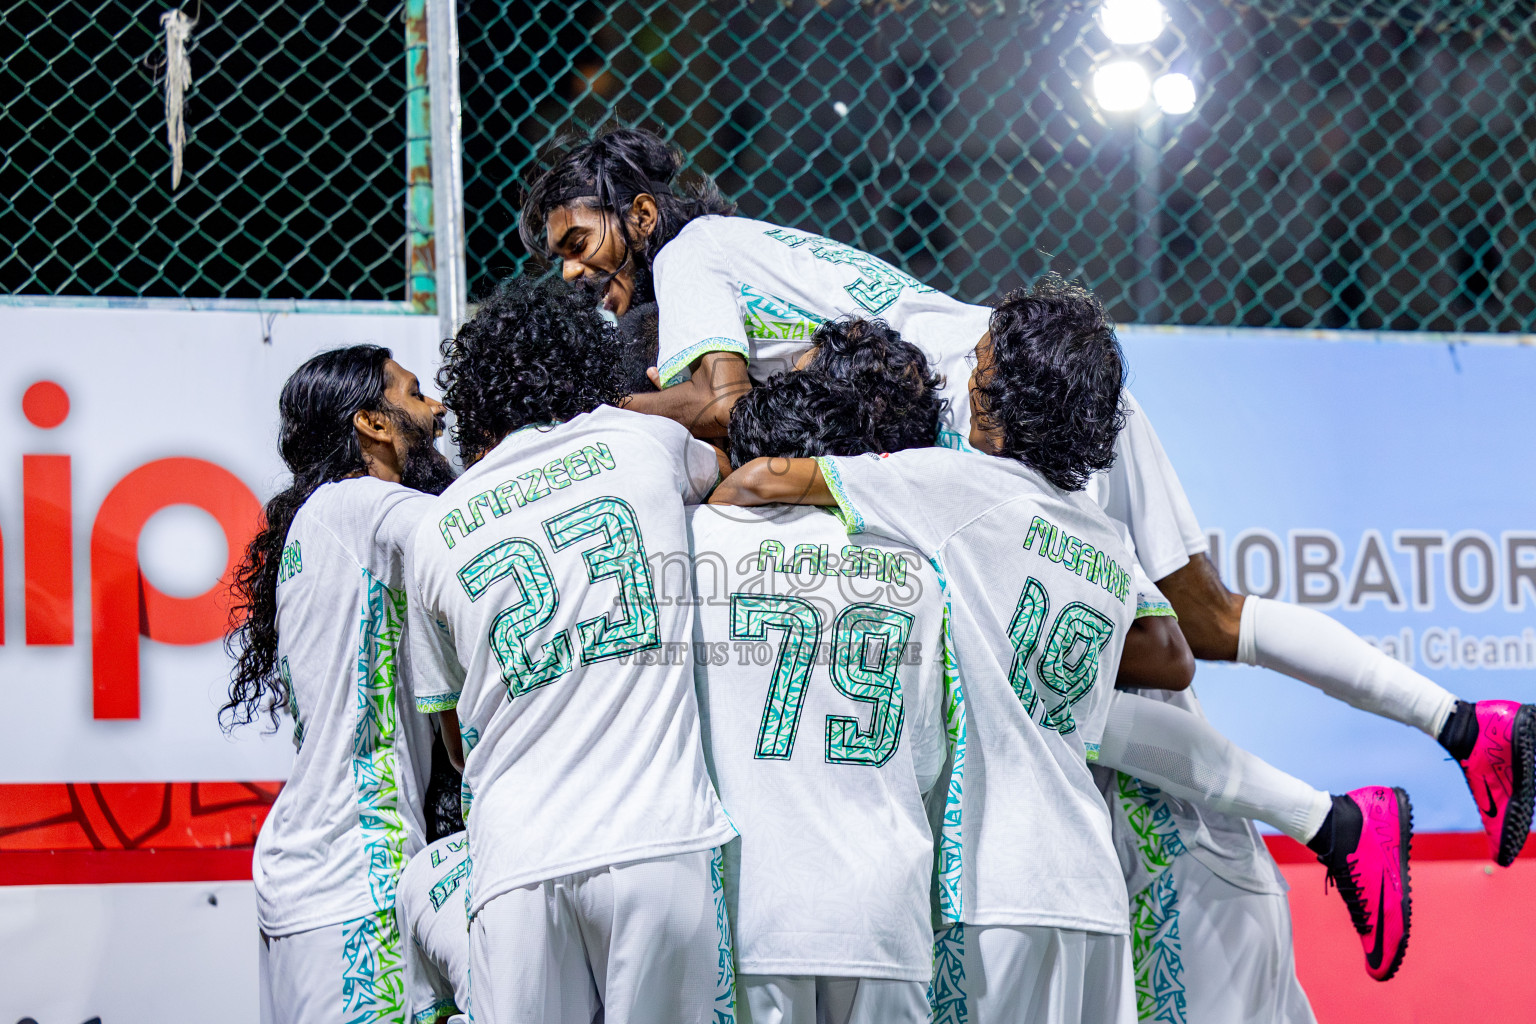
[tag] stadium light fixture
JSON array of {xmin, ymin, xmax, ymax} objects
[
  {"xmin": 1153, "ymin": 72, "xmax": 1196, "ymax": 114},
  {"xmin": 1097, "ymin": 0, "xmax": 1167, "ymax": 46},
  {"xmin": 1092, "ymin": 61, "xmax": 1152, "ymax": 112}
]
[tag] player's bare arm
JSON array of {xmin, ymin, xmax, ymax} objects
[
  {"xmin": 708, "ymin": 456, "xmax": 830, "ymax": 507},
  {"xmin": 1151, "ymin": 553, "xmax": 1244, "ymax": 661},
  {"xmin": 439, "ymin": 709, "xmax": 464, "ymax": 772},
  {"xmin": 1115, "ymin": 615, "xmax": 1195, "ymax": 691},
  {"xmin": 623, "ymin": 350, "xmax": 751, "ymax": 440}
]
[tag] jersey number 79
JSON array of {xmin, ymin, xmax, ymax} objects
[{"xmin": 729, "ymin": 593, "xmax": 911, "ymax": 768}]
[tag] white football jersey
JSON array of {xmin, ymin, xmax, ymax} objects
[
  {"xmin": 406, "ymin": 405, "xmax": 736, "ymax": 915},
  {"xmin": 254, "ymin": 476, "xmax": 436, "ymax": 936},
  {"xmin": 686, "ymin": 504, "xmax": 946, "ymax": 981},
  {"xmin": 652, "ymin": 215, "xmax": 982, "ymax": 388},
  {"xmin": 396, "ymin": 831, "xmax": 471, "ymax": 1017},
  {"xmin": 649, "ymin": 214, "xmax": 1208, "ymax": 580},
  {"xmin": 816, "ymin": 447, "xmax": 1135, "ymax": 934}
]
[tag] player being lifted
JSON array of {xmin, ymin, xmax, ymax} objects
[
  {"xmin": 796, "ymin": 317, "xmax": 1410, "ymax": 1007},
  {"xmin": 519, "ymin": 123, "xmax": 1532, "ymax": 929},
  {"xmin": 223, "ymin": 345, "xmax": 454, "ymax": 1024},
  {"xmin": 405, "ymin": 278, "xmax": 738, "ymax": 1024},
  {"xmin": 688, "ymin": 345, "xmax": 949, "ymax": 1024}
]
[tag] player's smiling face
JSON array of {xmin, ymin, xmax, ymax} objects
[{"xmin": 545, "ymin": 199, "xmax": 658, "ymax": 317}]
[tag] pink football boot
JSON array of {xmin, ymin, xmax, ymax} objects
[
  {"xmin": 1454, "ymin": 701, "xmax": 1536, "ymax": 866},
  {"xmin": 1318, "ymin": 786, "xmax": 1413, "ymax": 982}
]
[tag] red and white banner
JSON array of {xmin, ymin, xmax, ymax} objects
[{"xmin": 0, "ymin": 304, "xmax": 440, "ymax": 1023}]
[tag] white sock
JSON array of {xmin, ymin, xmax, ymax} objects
[
  {"xmin": 1237, "ymin": 596, "xmax": 1457, "ymax": 738},
  {"xmin": 1099, "ymin": 690, "xmax": 1332, "ymax": 843}
]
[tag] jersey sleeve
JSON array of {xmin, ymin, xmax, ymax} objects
[
  {"xmin": 1091, "ymin": 389, "xmax": 1207, "ymax": 582},
  {"xmin": 814, "ymin": 451, "xmax": 945, "ymax": 552},
  {"xmin": 1133, "ymin": 561, "xmax": 1177, "ymax": 620},
  {"xmin": 653, "ymin": 223, "xmax": 750, "ymax": 388},
  {"xmin": 404, "ymin": 538, "xmax": 465, "ymax": 714}
]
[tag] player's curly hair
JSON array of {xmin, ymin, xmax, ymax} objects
[
  {"xmin": 974, "ymin": 274, "xmax": 1125, "ymax": 491},
  {"xmin": 801, "ymin": 317, "xmax": 947, "ymax": 452},
  {"xmin": 728, "ymin": 364, "xmax": 940, "ymax": 466},
  {"xmin": 223, "ymin": 344, "xmax": 392, "ymax": 732},
  {"xmin": 518, "ymin": 125, "xmax": 735, "ymax": 264},
  {"xmin": 438, "ymin": 276, "xmax": 626, "ymax": 462}
]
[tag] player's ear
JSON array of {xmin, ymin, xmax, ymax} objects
[
  {"xmin": 628, "ymin": 193, "xmax": 659, "ymax": 241},
  {"xmin": 353, "ymin": 407, "xmax": 394, "ymax": 444}
]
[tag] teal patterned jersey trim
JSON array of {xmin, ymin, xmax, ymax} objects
[
  {"xmin": 280, "ymin": 655, "xmax": 303, "ymax": 750},
  {"xmin": 459, "ymin": 726, "xmax": 480, "ymax": 821},
  {"xmin": 428, "ymin": 859, "xmax": 471, "ymax": 913},
  {"xmin": 928, "ymin": 923, "xmax": 968, "ymax": 1024},
  {"xmin": 413, "ymin": 998, "xmax": 459, "ymax": 1024},
  {"xmin": 709, "ymin": 848, "xmax": 738, "ymax": 1024},
  {"xmin": 740, "ymin": 283, "xmax": 824, "ymax": 341},
  {"xmin": 1130, "ymin": 872, "xmax": 1188, "ymax": 1024},
  {"xmin": 1116, "ymin": 773, "xmax": 1189, "ymax": 875},
  {"xmin": 814, "ymin": 457, "xmax": 866, "ymax": 535},
  {"xmin": 341, "ymin": 909, "xmax": 409, "ymax": 1024},
  {"xmin": 934, "ymin": 600, "xmax": 966, "ymax": 927},
  {"xmin": 414, "ymin": 692, "xmax": 459, "ymax": 714},
  {"xmin": 657, "ymin": 336, "xmax": 751, "ymax": 388},
  {"xmin": 353, "ymin": 570, "xmax": 412, "ymax": 914}
]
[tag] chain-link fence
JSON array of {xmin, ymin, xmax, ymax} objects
[
  {"xmin": 462, "ymin": 0, "xmax": 1536, "ymax": 332},
  {"xmin": 6, "ymin": 1, "xmax": 1535, "ymax": 330},
  {"xmin": 0, "ymin": 0, "xmax": 409, "ymax": 300}
]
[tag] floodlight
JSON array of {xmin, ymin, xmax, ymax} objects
[
  {"xmin": 1153, "ymin": 72, "xmax": 1196, "ymax": 114},
  {"xmin": 1097, "ymin": 0, "xmax": 1167, "ymax": 46},
  {"xmin": 1092, "ymin": 61, "xmax": 1152, "ymax": 112}
]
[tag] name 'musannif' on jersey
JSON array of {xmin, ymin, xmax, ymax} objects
[
  {"xmin": 395, "ymin": 831, "xmax": 471, "ymax": 1019},
  {"xmin": 813, "ymin": 447, "xmax": 1136, "ymax": 935},
  {"xmin": 405, "ymin": 405, "xmax": 737, "ymax": 916},
  {"xmin": 254, "ymin": 476, "xmax": 436, "ymax": 936},
  {"xmin": 686, "ymin": 504, "xmax": 946, "ymax": 982}
]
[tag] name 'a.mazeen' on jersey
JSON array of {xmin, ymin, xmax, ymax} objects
[
  {"xmin": 405, "ymin": 405, "xmax": 737, "ymax": 916},
  {"xmin": 814, "ymin": 446, "xmax": 1136, "ymax": 935},
  {"xmin": 686, "ymin": 503, "xmax": 947, "ymax": 982}
]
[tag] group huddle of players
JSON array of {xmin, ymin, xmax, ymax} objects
[{"xmin": 229, "ymin": 126, "xmax": 1536, "ymax": 1024}]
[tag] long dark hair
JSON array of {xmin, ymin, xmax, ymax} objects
[
  {"xmin": 221, "ymin": 345, "xmax": 392, "ymax": 731},
  {"xmin": 518, "ymin": 125, "xmax": 735, "ymax": 265},
  {"xmin": 975, "ymin": 275, "xmax": 1126, "ymax": 492}
]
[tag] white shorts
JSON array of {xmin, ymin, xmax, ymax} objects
[
  {"xmin": 929, "ymin": 923, "xmax": 1135, "ymax": 1024},
  {"xmin": 260, "ymin": 909, "xmax": 430, "ymax": 1024},
  {"xmin": 738, "ymin": 974, "xmax": 929, "ymax": 1024},
  {"xmin": 467, "ymin": 847, "xmax": 735, "ymax": 1024},
  {"xmin": 1130, "ymin": 859, "xmax": 1315, "ymax": 1024}
]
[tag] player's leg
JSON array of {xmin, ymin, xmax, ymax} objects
[
  {"xmin": 594, "ymin": 847, "xmax": 737, "ymax": 1024},
  {"xmin": 1101, "ymin": 691, "xmax": 1413, "ymax": 979},
  {"xmin": 1100, "ymin": 391, "xmax": 1535, "ymax": 861},
  {"xmin": 1161, "ymin": 857, "xmax": 1317, "ymax": 1024},
  {"xmin": 816, "ymin": 976, "xmax": 929, "ymax": 1024},
  {"xmin": 468, "ymin": 879, "xmax": 598, "ymax": 1024},
  {"xmin": 928, "ymin": 923, "xmax": 1134, "ymax": 1024},
  {"xmin": 736, "ymin": 975, "xmax": 814, "ymax": 1024}
]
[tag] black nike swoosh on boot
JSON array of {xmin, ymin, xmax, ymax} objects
[
  {"xmin": 1483, "ymin": 779, "xmax": 1500, "ymax": 819},
  {"xmin": 1365, "ymin": 876, "xmax": 1388, "ymax": 970}
]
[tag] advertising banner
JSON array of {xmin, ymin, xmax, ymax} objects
[
  {"xmin": 0, "ymin": 309, "xmax": 1531, "ymax": 1022},
  {"xmin": 0, "ymin": 305, "xmax": 440, "ymax": 1024},
  {"xmin": 1119, "ymin": 326, "xmax": 1536, "ymax": 833}
]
